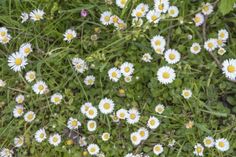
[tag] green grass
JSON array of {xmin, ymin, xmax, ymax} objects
[{"xmin": 0, "ymin": 0, "xmax": 236, "ymax": 156}]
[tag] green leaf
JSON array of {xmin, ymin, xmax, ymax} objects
[{"xmin": 219, "ymin": 0, "xmax": 236, "ymax": 15}]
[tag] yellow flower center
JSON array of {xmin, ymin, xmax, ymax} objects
[
  {"xmin": 203, "ymin": 6, "xmax": 209, "ymax": 12},
  {"xmin": 205, "ymin": 139, "xmax": 211, "ymax": 145},
  {"xmin": 158, "ymin": 4, "xmax": 164, "ymax": 10},
  {"xmin": 150, "ymin": 119, "xmax": 156, "ymax": 126},
  {"xmin": 227, "ymin": 65, "xmax": 235, "ymax": 73},
  {"xmin": 103, "ymin": 133, "xmax": 109, "ymax": 140},
  {"xmin": 15, "ymin": 58, "xmax": 22, "ymax": 65},
  {"xmin": 71, "ymin": 120, "xmax": 78, "ymax": 127},
  {"xmin": 29, "ymin": 74, "xmax": 35, "ymax": 79},
  {"xmin": 90, "ymin": 147, "xmax": 96, "ymax": 153},
  {"xmin": 151, "ymin": 15, "xmax": 158, "ymax": 21},
  {"xmin": 103, "ymin": 103, "xmax": 110, "ymax": 110},
  {"xmin": 104, "ymin": 16, "xmax": 110, "ymax": 22},
  {"xmin": 139, "ymin": 131, "xmax": 145, "ymax": 137},
  {"xmin": 130, "ymin": 113, "xmax": 136, "ymax": 120},
  {"xmin": 217, "ymin": 40, "xmax": 223, "ymax": 46},
  {"xmin": 121, "ymin": 0, "xmax": 126, "ymax": 5},
  {"xmin": 88, "ymin": 109, "xmax": 94, "ymax": 115},
  {"xmin": 124, "ymin": 67, "xmax": 130, "ymax": 73},
  {"xmin": 132, "ymin": 135, "xmax": 137, "ymax": 141},
  {"xmin": 136, "ymin": 11, "xmax": 143, "ymax": 17},
  {"xmin": 24, "ymin": 47, "xmax": 31, "ymax": 54},
  {"xmin": 54, "ymin": 97, "xmax": 60, "ymax": 103},
  {"xmin": 218, "ymin": 141, "xmax": 225, "ymax": 147},
  {"xmin": 35, "ymin": 14, "xmax": 42, "ymax": 20},
  {"xmin": 170, "ymin": 9, "xmax": 175, "ymax": 15},
  {"xmin": 155, "ymin": 40, "xmax": 161, "ymax": 46},
  {"xmin": 38, "ymin": 85, "xmax": 44, "ymax": 91},
  {"xmin": 196, "ymin": 147, "xmax": 202, "ymax": 153},
  {"xmin": 155, "ymin": 146, "xmax": 161, "ymax": 151},
  {"xmin": 39, "ymin": 133, "xmax": 45, "ymax": 138},
  {"xmin": 0, "ymin": 32, "xmax": 6, "ymax": 36},
  {"xmin": 193, "ymin": 46, "xmax": 199, "ymax": 51},
  {"xmin": 162, "ymin": 72, "xmax": 170, "ymax": 79},
  {"xmin": 89, "ymin": 122, "xmax": 95, "ymax": 128},
  {"xmin": 169, "ymin": 53, "xmax": 176, "ymax": 60},
  {"xmin": 194, "ymin": 16, "xmax": 200, "ymax": 23},
  {"xmin": 119, "ymin": 112, "xmax": 125, "ymax": 118},
  {"xmin": 66, "ymin": 33, "xmax": 73, "ymax": 40},
  {"xmin": 207, "ymin": 42, "xmax": 213, "ymax": 48},
  {"xmin": 52, "ymin": 137, "xmax": 58, "ymax": 143},
  {"xmin": 111, "ymin": 72, "xmax": 117, "ymax": 78},
  {"xmin": 112, "ymin": 16, "xmax": 119, "ymax": 23},
  {"xmin": 17, "ymin": 109, "xmax": 23, "ymax": 114},
  {"xmin": 220, "ymin": 33, "xmax": 225, "ymax": 38},
  {"xmin": 27, "ymin": 114, "xmax": 33, "ymax": 120},
  {"xmin": 184, "ymin": 91, "xmax": 190, "ymax": 97}
]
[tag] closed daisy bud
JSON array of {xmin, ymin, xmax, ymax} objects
[
  {"xmin": 101, "ymin": 132, "xmax": 110, "ymax": 141},
  {"xmin": 155, "ymin": 104, "xmax": 165, "ymax": 114},
  {"xmin": 65, "ymin": 139, "xmax": 74, "ymax": 145},
  {"xmin": 217, "ymin": 47, "xmax": 226, "ymax": 56},
  {"xmin": 87, "ymin": 120, "xmax": 97, "ymax": 132}
]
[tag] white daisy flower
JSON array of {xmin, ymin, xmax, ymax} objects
[
  {"xmin": 19, "ymin": 43, "xmax": 32, "ymax": 56},
  {"xmin": 203, "ymin": 136, "xmax": 214, "ymax": 148},
  {"xmin": 138, "ymin": 127, "xmax": 149, "ymax": 141},
  {"xmin": 142, "ymin": 53, "xmax": 153, "ymax": 62},
  {"xmin": 168, "ymin": 6, "xmax": 179, "ymax": 17},
  {"xmin": 0, "ymin": 34, "xmax": 11, "ymax": 44},
  {"xmin": 98, "ymin": 98, "xmax": 115, "ymax": 114},
  {"xmin": 193, "ymin": 143, "xmax": 204, "ymax": 156},
  {"xmin": 35, "ymin": 128, "xmax": 47, "ymax": 143},
  {"xmin": 147, "ymin": 116, "xmax": 160, "ymax": 130},
  {"xmin": 0, "ymin": 148, "xmax": 13, "ymax": 157},
  {"xmin": 87, "ymin": 120, "xmax": 97, "ymax": 132},
  {"xmin": 154, "ymin": 45, "xmax": 165, "ymax": 55},
  {"xmin": 136, "ymin": 3, "xmax": 149, "ymax": 12},
  {"xmin": 101, "ymin": 132, "xmax": 110, "ymax": 141},
  {"xmin": 153, "ymin": 144, "xmax": 164, "ymax": 155},
  {"xmin": 190, "ymin": 43, "xmax": 201, "ymax": 54},
  {"xmin": 108, "ymin": 67, "xmax": 121, "ymax": 82},
  {"xmin": 100, "ymin": 11, "xmax": 112, "ymax": 25},
  {"xmin": 164, "ymin": 49, "xmax": 181, "ymax": 64},
  {"xmin": 202, "ymin": 3, "xmax": 213, "ymax": 15},
  {"xmin": 63, "ymin": 29, "xmax": 76, "ymax": 43},
  {"xmin": 72, "ymin": 57, "xmax": 88, "ymax": 73},
  {"xmin": 182, "ymin": 89, "xmax": 192, "ymax": 99},
  {"xmin": 15, "ymin": 94, "xmax": 24, "ymax": 104},
  {"xmin": 0, "ymin": 79, "xmax": 6, "ymax": 87},
  {"xmin": 151, "ymin": 35, "xmax": 166, "ymax": 50},
  {"xmin": 116, "ymin": 108, "xmax": 128, "ymax": 119},
  {"xmin": 120, "ymin": 62, "xmax": 134, "ymax": 76},
  {"xmin": 204, "ymin": 38, "xmax": 218, "ymax": 52},
  {"xmin": 30, "ymin": 9, "xmax": 45, "ymax": 21},
  {"xmin": 127, "ymin": 108, "xmax": 140, "ymax": 124},
  {"xmin": 8, "ymin": 52, "xmax": 27, "ymax": 72},
  {"xmin": 50, "ymin": 93, "xmax": 62, "ymax": 105},
  {"xmin": 154, "ymin": 0, "xmax": 170, "ymax": 13},
  {"xmin": 157, "ymin": 66, "xmax": 176, "ymax": 84},
  {"xmin": 216, "ymin": 39, "xmax": 225, "ymax": 48},
  {"xmin": 130, "ymin": 132, "xmax": 141, "ymax": 146},
  {"xmin": 193, "ymin": 13, "xmax": 204, "ymax": 26},
  {"xmin": 24, "ymin": 111, "xmax": 36, "ymax": 123},
  {"xmin": 114, "ymin": 19, "xmax": 127, "ymax": 30},
  {"xmin": 110, "ymin": 114, "xmax": 120, "ymax": 123},
  {"xmin": 20, "ymin": 12, "xmax": 29, "ymax": 23},
  {"xmin": 87, "ymin": 144, "xmax": 100, "ymax": 155},
  {"xmin": 110, "ymin": 15, "xmax": 120, "ymax": 25},
  {"xmin": 84, "ymin": 75, "xmax": 95, "ymax": 86},
  {"xmin": 0, "ymin": 27, "xmax": 8, "ymax": 37},
  {"xmin": 124, "ymin": 75, "xmax": 132, "ymax": 83},
  {"xmin": 32, "ymin": 81, "xmax": 48, "ymax": 94},
  {"xmin": 85, "ymin": 106, "xmax": 98, "ymax": 119},
  {"xmin": 13, "ymin": 105, "xmax": 24, "ymax": 118},
  {"xmin": 79, "ymin": 136, "xmax": 87, "ymax": 147},
  {"xmin": 215, "ymin": 138, "xmax": 230, "ymax": 152},
  {"xmin": 222, "ymin": 59, "xmax": 236, "ymax": 80},
  {"xmin": 217, "ymin": 47, "xmax": 226, "ymax": 55},
  {"xmin": 49, "ymin": 133, "xmax": 61, "ymax": 146},
  {"xmin": 131, "ymin": 8, "xmax": 146, "ymax": 18},
  {"xmin": 80, "ymin": 102, "xmax": 92, "ymax": 115},
  {"xmin": 116, "ymin": 0, "xmax": 128, "ymax": 9},
  {"xmin": 146, "ymin": 10, "xmax": 161, "ymax": 24},
  {"xmin": 67, "ymin": 117, "xmax": 81, "ymax": 130},
  {"xmin": 218, "ymin": 29, "xmax": 229, "ymax": 41},
  {"xmin": 155, "ymin": 104, "xmax": 165, "ymax": 114},
  {"xmin": 14, "ymin": 136, "xmax": 24, "ymax": 147},
  {"xmin": 25, "ymin": 71, "xmax": 36, "ymax": 83}
]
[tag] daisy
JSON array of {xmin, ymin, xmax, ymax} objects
[
  {"xmin": 30, "ymin": 9, "xmax": 45, "ymax": 21},
  {"xmin": 108, "ymin": 67, "xmax": 121, "ymax": 82},
  {"xmin": 85, "ymin": 106, "xmax": 98, "ymax": 119},
  {"xmin": 147, "ymin": 116, "xmax": 160, "ymax": 130},
  {"xmin": 120, "ymin": 62, "xmax": 134, "ymax": 76},
  {"xmin": 218, "ymin": 29, "xmax": 229, "ymax": 41},
  {"xmin": 138, "ymin": 127, "xmax": 149, "ymax": 141},
  {"xmin": 98, "ymin": 98, "xmax": 115, "ymax": 114},
  {"xmin": 215, "ymin": 138, "xmax": 230, "ymax": 152},
  {"xmin": 100, "ymin": 11, "xmax": 112, "ymax": 25},
  {"xmin": 157, "ymin": 66, "xmax": 176, "ymax": 84},
  {"xmin": 142, "ymin": 53, "xmax": 153, "ymax": 62},
  {"xmin": 203, "ymin": 136, "xmax": 214, "ymax": 148},
  {"xmin": 84, "ymin": 75, "xmax": 95, "ymax": 86},
  {"xmin": 222, "ymin": 59, "xmax": 236, "ymax": 80},
  {"xmin": 67, "ymin": 117, "xmax": 81, "ymax": 130},
  {"xmin": 14, "ymin": 136, "xmax": 24, "ymax": 147},
  {"xmin": 15, "ymin": 94, "xmax": 24, "ymax": 104},
  {"xmin": 193, "ymin": 13, "xmax": 204, "ymax": 26},
  {"xmin": 87, "ymin": 120, "xmax": 97, "ymax": 132},
  {"xmin": 87, "ymin": 144, "xmax": 100, "ymax": 155},
  {"xmin": 0, "ymin": 148, "xmax": 13, "ymax": 157},
  {"xmin": 153, "ymin": 144, "xmax": 164, "ymax": 155},
  {"xmin": 101, "ymin": 132, "xmax": 110, "ymax": 141},
  {"xmin": 193, "ymin": 143, "xmax": 204, "ymax": 156},
  {"xmin": 168, "ymin": 6, "xmax": 179, "ymax": 17},
  {"xmin": 80, "ymin": 102, "xmax": 92, "ymax": 115},
  {"xmin": 79, "ymin": 136, "xmax": 87, "ymax": 147},
  {"xmin": 20, "ymin": 12, "xmax": 29, "ymax": 23},
  {"xmin": 127, "ymin": 108, "xmax": 140, "ymax": 124},
  {"xmin": 50, "ymin": 93, "xmax": 63, "ymax": 105},
  {"xmin": 131, "ymin": 8, "xmax": 146, "ymax": 18},
  {"xmin": 35, "ymin": 128, "xmax": 47, "ymax": 143},
  {"xmin": 72, "ymin": 57, "xmax": 88, "ymax": 73},
  {"xmin": 25, "ymin": 71, "xmax": 36, "ymax": 82},
  {"xmin": 190, "ymin": 43, "xmax": 201, "ymax": 54},
  {"xmin": 19, "ymin": 43, "xmax": 32, "ymax": 56},
  {"xmin": 110, "ymin": 114, "xmax": 120, "ymax": 123},
  {"xmin": 146, "ymin": 10, "xmax": 161, "ymax": 24},
  {"xmin": 13, "ymin": 105, "xmax": 24, "ymax": 118},
  {"xmin": 124, "ymin": 75, "xmax": 132, "ymax": 83},
  {"xmin": 116, "ymin": 108, "xmax": 128, "ymax": 119},
  {"xmin": 8, "ymin": 52, "xmax": 27, "ymax": 72},
  {"xmin": 217, "ymin": 47, "xmax": 226, "ymax": 55},
  {"xmin": 110, "ymin": 15, "xmax": 120, "ymax": 25},
  {"xmin": 151, "ymin": 35, "xmax": 166, "ymax": 50},
  {"xmin": 202, "ymin": 3, "xmax": 213, "ymax": 15},
  {"xmin": 116, "ymin": 0, "xmax": 128, "ymax": 9},
  {"xmin": 154, "ymin": 0, "xmax": 170, "ymax": 13},
  {"xmin": 32, "ymin": 81, "xmax": 48, "ymax": 94},
  {"xmin": 130, "ymin": 132, "xmax": 141, "ymax": 146},
  {"xmin": 0, "ymin": 79, "xmax": 6, "ymax": 87},
  {"xmin": 49, "ymin": 133, "xmax": 61, "ymax": 146},
  {"xmin": 155, "ymin": 104, "xmax": 165, "ymax": 114},
  {"xmin": 0, "ymin": 27, "xmax": 8, "ymax": 37},
  {"xmin": 182, "ymin": 89, "xmax": 192, "ymax": 99},
  {"xmin": 204, "ymin": 38, "xmax": 218, "ymax": 52},
  {"xmin": 63, "ymin": 29, "xmax": 76, "ymax": 43},
  {"xmin": 24, "ymin": 111, "xmax": 36, "ymax": 122},
  {"xmin": 136, "ymin": 3, "xmax": 149, "ymax": 13},
  {"xmin": 216, "ymin": 39, "xmax": 225, "ymax": 48},
  {"xmin": 164, "ymin": 49, "xmax": 181, "ymax": 64},
  {"xmin": 0, "ymin": 34, "xmax": 11, "ymax": 44},
  {"xmin": 114, "ymin": 19, "xmax": 127, "ymax": 30}
]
